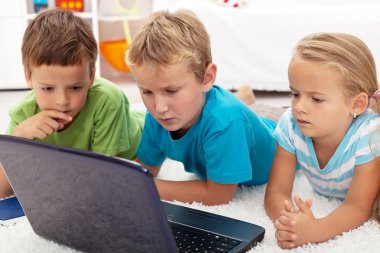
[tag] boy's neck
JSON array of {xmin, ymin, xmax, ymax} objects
[{"xmin": 170, "ymin": 129, "xmax": 188, "ymax": 140}]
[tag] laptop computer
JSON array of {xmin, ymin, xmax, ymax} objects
[{"xmin": 0, "ymin": 134, "xmax": 264, "ymax": 253}]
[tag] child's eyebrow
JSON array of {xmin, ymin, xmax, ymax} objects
[
  {"xmin": 68, "ymin": 82, "xmax": 85, "ymax": 86},
  {"xmin": 289, "ymin": 86, "xmax": 326, "ymax": 96},
  {"xmin": 163, "ymin": 85, "xmax": 181, "ymax": 89},
  {"xmin": 309, "ymin": 91, "xmax": 326, "ymax": 96},
  {"xmin": 38, "ymin": 82, "xmax": 55, "ymax": 86},
  {"xmin": 139, "ymin": 84, "xmax": 181, "ymax": 91},
  {"xmin": 137, "ymin": 85, "xmax": 149, "ymax": 90},
  {"xmin": 37, "ymin": 82, "xmax": 85, "ymax": 87}
]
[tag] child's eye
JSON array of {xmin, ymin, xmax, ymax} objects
[
  {"xmin": 41, "ymin": 87, "xmax": 53, "ymax": 92},
  {"xmin": 71, "ymin": 86, "xmax": 82, "ymax": 91},
  {"xmin": 166, "ymin": 89, "xmax": 178, "ymax": 94},
  {"xmin": 312, "ymin": 97, "xmax": 324, "ymax": 103},
  {"xmin": 291, "ymin": 92, "xmax": 299, "ymax": 98},
  {"xmin": 141, "ymin": 90, "xmax": 152, "ymax": 95}
]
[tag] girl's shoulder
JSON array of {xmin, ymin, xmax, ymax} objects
[{"xmin": 353, "ymin": 110, "xmax": 380, "ymax": 132}]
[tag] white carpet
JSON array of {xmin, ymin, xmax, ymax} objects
[{"xmin": 0, "ymin": 159, "xmax": 379, "ymax": 253}]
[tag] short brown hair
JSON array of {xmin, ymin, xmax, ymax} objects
[
  {"xmin": 292, "ymin": 33, "xmax": 379, "ymax": 113},
  {"xmin": 126, "ymin": 10, "xmax": 212, "ymax": 82},
  {"xmin": 22, "ymin": 8, "xmax": 98, "ymax": 76}
]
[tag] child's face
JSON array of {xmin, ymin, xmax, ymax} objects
[
  {"xmin": 25, "ymin": 62, "xmax": 94, "ymax": 126},
  {"xmin": 288, "ymin": 57, "xmax": 354, "ymax": 142},
  {"xmin": 133, "ymin": 62, "xmax": 214, "ymax": 135}
]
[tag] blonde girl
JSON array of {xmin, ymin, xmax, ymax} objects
[{"xmin": 264, "ymin": 33, "xmax": 380, "ymax": 248}]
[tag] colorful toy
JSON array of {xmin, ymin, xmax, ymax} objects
[
  {"xmin": 99, "ymin": 0, "xmax": 140, "ymax": 73},
  {"xmin": 99, "ymin": 39, "xmax": 131, "ymax": 72},
  {"xmin": 55, "ymin": 0, "xmax": 84, "ymax": 12},
  {"xmin": 33, "ymin": 0, "xmax": 48, "ymax": 13}
]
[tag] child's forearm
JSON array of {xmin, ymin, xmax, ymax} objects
[
  {"xmin": 265, "ymin": 190, "xmax": 292, "ymax": 220},
  {"xmin": 155, "ymin": 179, "xmax": 236, "ymax": 205},
  {"xmin": 0, "ymin": 165, "xmax": 13, "ymax": 198},
  {"xmin": 11, "ymin": 126, "xmax": 28, "ymax": 139},
  {"xmin": 311, "ymin": 202, "xmax": 372, "ymax": 243}
]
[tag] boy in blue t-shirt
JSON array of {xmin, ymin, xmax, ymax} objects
[{"xmin": 126, "ymin": 10, "xmax": 277, "ymax": 205}]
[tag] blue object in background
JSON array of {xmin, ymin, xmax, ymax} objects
[
  {"xmin": 33, "ymin": 0, "xmax": 48, "ymax": 13},
  {"xmin": 0, "ymin": 196, "xmax": 25, "ymax": 220}
]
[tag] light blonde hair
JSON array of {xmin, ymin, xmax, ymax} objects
[
  {"xmin": 126, "ymin": 10, "xmax": 212, "ymax": 82},
  {"xmin": 293, "ymin": 33, "xmax": 379, "ymax": 113},
  {"xmin": 22, "ymin": 8, "xmax": 98, "ymax": 77}
]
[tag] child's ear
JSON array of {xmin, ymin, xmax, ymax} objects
[
  {"xmin": 24, "ymin": 68, "xmax": 33, "ymax": 89},
  {"xmin": 201, "ymin": 63, "xmax": 217, "ymax": 92},
  {"xmin": 352, "ymin": 92, "xmax": 369, "ymax": 116}
]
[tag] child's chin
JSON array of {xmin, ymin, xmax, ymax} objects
[
  {"xmin": 299, "ymin": 130, "xmax": 315, "ymax": 138},
  {"xmin": 162, "ymin": 126, "xmax": 179, "ymax": 132},
  {"xmin": 158, "ymin": 121, "xmax": 180, "ymax": 132}
]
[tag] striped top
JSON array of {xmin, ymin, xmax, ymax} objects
[{"xmin": 274, "ymin": 108, "xmax": 380, "ymax": 199}]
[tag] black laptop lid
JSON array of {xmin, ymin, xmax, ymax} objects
[{"xmin": 0, "ymin": 135, "xmax": 177, "ymax": 253}]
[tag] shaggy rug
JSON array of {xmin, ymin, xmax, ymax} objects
[{"xmin": 0, "ymin": 159, "xmax": 379, "ymax": 253}]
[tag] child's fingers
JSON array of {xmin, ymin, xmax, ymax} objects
[
  {"xmin": 283, "ymin": 199, "xmax": 296, "ymax": 213},
  {"xmin": 277, "ymin": 239, "xmax": 296, "ymax": 249},
  {"xmin": 33, "ymin": 129, "xmax": 50, "ymax": 140},
  {"xmin": 43, "ymin": 110, "xmax": 72, "ymax": 123},
  {"xmin": 275, "ymin": 229, "xmax": 297, "ymax": 248},
  {"xmin": 305, "ymin": 198, "xmax": 313, "ymax": 207},
  {"xmin": 38, "ymin": 123, "xmax": 56, "ymax": 136},
  {"xmin": 280, "ymin": 209, "xmax": 297, "ymax": 219},
  {"xmin": 42, "ymin": 116, "xmax": 64, "ymax": 131},
  {"xmin": 278, "ymin": 214, "xmax": 296, "ymax": 227},
  {"xmin": 274, "ymin": 215, "xmax": 296, "ymax": 232},
  {"xmin": 294, "ymin": 195, "xmax": 305, "ymax": 210},
  {"xmin": 294, "ymin": 195, "xmax": 311, "ymax": 213}
]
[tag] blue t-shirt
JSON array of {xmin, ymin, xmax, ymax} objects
[
  {"xmin": 137, "ymin": 85, "xmax": 277, "ymax": 186},
  {"xmin": 274, "ymin": 108, "xmax": 380, "ymax": 199}
]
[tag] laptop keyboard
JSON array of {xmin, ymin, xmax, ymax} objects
[{"xmin": 169, "ymin": 222, "xmax": 242, "ymax": 253}]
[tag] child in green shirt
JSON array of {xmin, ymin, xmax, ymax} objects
[{"xmin": 0, "ymin": 8, "xmax": 144, "ymax": 198}]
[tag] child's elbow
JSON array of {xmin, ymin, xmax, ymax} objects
[
  {"xmin": 203, "ymin": 196, "xmax": 233, "ymax": 206},
  {"xmin": 0, "ymin": 185, "xmax": 14, "ymax": 199},
  {"xmin": 204, "ymin": 190, "xmax": 235, "ymax": 206},
  {"xmin": 0, "ymin": 169, "xmax": 14, "ymax": 198},
  {"xmin": 217, "ymin": 194, "xmax": 234, "ymax": 205},
  {"xmin": 263, "ymin": 188, "xmax": 273, "ymax": 209}
]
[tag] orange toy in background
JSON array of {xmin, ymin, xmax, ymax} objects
[
  {"xmin": 55, "ymin": 0, "xmax": 84, "ymax": 12},
  {"xmin": 99, "ymin": 39, "xmax": 131, "ymax": 72}
]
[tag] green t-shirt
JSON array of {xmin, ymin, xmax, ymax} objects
[{"xmin": 7, "ymin": 77, "xmax": 145, "ymax": 160}]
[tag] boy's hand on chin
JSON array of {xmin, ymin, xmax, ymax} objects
[{"xmin": 12, "ymin": 110, "xmax": 72, "ymax": 140}]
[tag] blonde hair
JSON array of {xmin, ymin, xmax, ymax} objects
[
  {"xmin": 126, "ymin": 10, "xmax": 212, "ymax": 82},
  {"xmin": 22, "ymin": 8, "xmax": 98, "ymax": 77},
  {"xmin": 293, "ymin": 33, "xmax": 379, "ymax": 113}
]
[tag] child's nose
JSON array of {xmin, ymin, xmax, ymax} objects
[
  {"xmin": 55, "ymin": 92, "xmax": 69, "ymax": 107},
  {"xmin": 294, "ymin": 98, "xmax": 308, "ymax": 114},
  {"xmin": 155, "ymin": 97, "xmax": 168, "ymax": 113}
]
